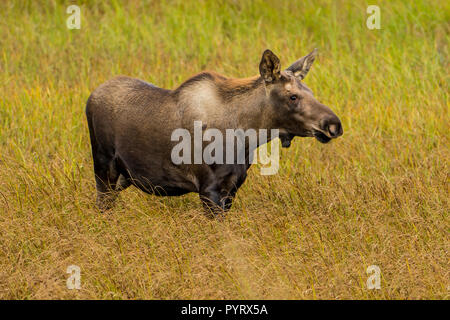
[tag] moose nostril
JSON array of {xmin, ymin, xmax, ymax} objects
[
  {"xmin": 320, "ymin": 117, "xmax": 343, "ymax": 138},
  {"xmin": 328, "ymin": 124, "xmax": 337, "ymax": 137},
  {"xmin": 327, "ymin": 122, "xmax": 342, "ymax": 137}
]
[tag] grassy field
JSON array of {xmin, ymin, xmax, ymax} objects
[{"xmin": 0, "ymin": 0, "xmax": 448, "ymax": 299}]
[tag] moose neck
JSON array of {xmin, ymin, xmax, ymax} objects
[{"xmin": 225, "ymin": 77, "xmax": 278, "ymax": 147}]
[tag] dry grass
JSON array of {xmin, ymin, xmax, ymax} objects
[{"xmin": 0, "ymin": 0, "xmax": 448, "ymax": 299}]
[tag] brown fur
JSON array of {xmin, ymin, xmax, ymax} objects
[{"xmin": 86, "ymin": 49, "xmax": 342, "ymax": 216}]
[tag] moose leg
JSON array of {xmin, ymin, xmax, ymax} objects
[
  {"xmin": 115, "ymin": 174, "xmax": 131, "ymax": 192},
  {"xmin": 199, "ymin": 186, "xmax": 224, "ymax": 217},
  {"xmin": 219, "ymin": 173, "xmax": 245, "ymax": 212},
  {"xmin": 93, "ymin": 154, "xmax": 122, "ymax": 211},
  {"xmin": 221, "ymin": 187, "xmax": 237, "ymax": 212}
]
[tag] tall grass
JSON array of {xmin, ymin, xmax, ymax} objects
[{"xmin": 0, "ymin": 0, "xmax": 448, "ymax": 299}]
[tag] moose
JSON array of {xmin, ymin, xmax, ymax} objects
[{"xmin": 86, "ymin": 49, "xmax": 343, "ymax": 216}]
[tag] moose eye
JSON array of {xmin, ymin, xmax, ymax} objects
[{"xmin": 290, "ymin": 95, "xmax": 297, "ymax": 101}]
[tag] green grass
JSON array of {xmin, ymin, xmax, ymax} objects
[{"xmin": 0, "ymin": 0, "xmax": 448, "ymax": 299}]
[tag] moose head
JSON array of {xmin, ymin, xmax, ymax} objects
[{"xmin": 259, "ymin": 49, "xmax": 343, "ymax": 147}]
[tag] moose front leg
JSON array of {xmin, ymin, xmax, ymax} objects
[
  {"xmin": 221, "ymin": 187, "xmax": 237, "ymax": 212},
  {"xmin": 199, "ymin": 170, "xmax": 245, "ymax": 216},
  {"xmin": 199, "ymin": 186, "xmax": 225, "ymax": 217},
  {"xmin": 220, "ymin": 171, "xmax": 246, "ymax": 212}
]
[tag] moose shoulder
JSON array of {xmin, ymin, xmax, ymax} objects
[{"xmin": 86, "ymin": 49, "xmax": 343, "ymax": 216}]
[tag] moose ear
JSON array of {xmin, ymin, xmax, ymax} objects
[
  {"xmin": 286, "ymin": 48, "xmax": 317, "ymax": 80},
  {"xmin": 259, "ymin": 49, "xmax": 281, "ymax": 83}
]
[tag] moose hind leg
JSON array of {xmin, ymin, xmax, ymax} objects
[
  {"xmin": 93, "ymin": 155, "xmax": 121, "ymax": 211},
  {"xmin": 115, "ymin": 174, "xmax": 131, "ymax": 191}
]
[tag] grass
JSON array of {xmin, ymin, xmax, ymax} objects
[{"xmin": 0, "ymin": 0, "xmax": 448, "ymax": 299}]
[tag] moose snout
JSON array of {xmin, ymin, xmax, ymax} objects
[{"xmin": 320, "ymin": 116, "xmax": 343, "ymax": 138}]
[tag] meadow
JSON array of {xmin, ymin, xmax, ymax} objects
[{"xmin": 0, "ymin": 0, "xmax": 448, "ymax": 299}]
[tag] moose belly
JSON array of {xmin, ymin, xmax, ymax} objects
[
  {"xmin": 117, "ymin": 154, "xmax": 197, "ymax": 197},
  {"xmin": 135, "ymin": 182, "xmax": 192, "ymax": 197}
]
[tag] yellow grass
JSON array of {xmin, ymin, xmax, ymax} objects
[{"xmin": 0, "ymin": 0, "xmax": 448, "ymax": 299}]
